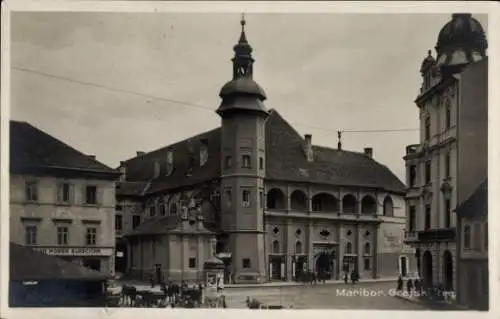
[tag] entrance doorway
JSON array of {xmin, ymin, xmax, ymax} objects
[
  {"xmin": 316, "ymin": 252, "xmax": 333, "ymax": 279},
  {"xmin": 294, "ymin": 255, "xmax": 308, "ymax": 280},
  {"xmin": 443, "ymin": 250, "xmax": 453, "ymax": 290},
  {"xmin": 400, "ymin": 256, "xmax": 408, "ymax": 277},
  {"xmin": 422, "ymin": 250, "xmax": 433, "ymax": 288},
  {"xmin": 83, "ymin": 258, "xmax": 101, "ymax": 271},
  {"xmin": 269, "ymin": 255, "xmax": 284, "ymax": 280}
]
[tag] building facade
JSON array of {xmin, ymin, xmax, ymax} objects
[
  {"xmin": 403, "ymin": 13, "xmax": 487, "ymax": 292},
  {"xmin": 10, "ymin": 121, "xmax": 121, "ymax": 275},
  {"xmin": 456, "ymin": 180, "xmax": 488, "ymax": 310},
  {"xmin": 118, "ymin": 18, "xmax": 415, "ymax": 284}
]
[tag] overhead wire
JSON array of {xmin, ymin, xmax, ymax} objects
[{"xmin": 12, "ymin": 65, "xmax": 419, "ymax": 135}]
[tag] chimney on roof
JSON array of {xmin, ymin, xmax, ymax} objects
[
  {"xmin": 88, "ymin": 155, "xmax": 96, "ymax": 160},
  {"xmin": 136, "ymin": 151, "xmax": 145, "ymax": 157},
  {"xmin": 364, "ymin": 147, "xmax": 373, "ymax": 158},
  {"xmin": 118, "ymin": 161, "xmax": 127, "ymax": 182},
  {"xmin": 153, "ymin": 160, "xmax": 161, "ymax": 179},
  {"xmin": 303, "ymin": 134, "xmax": 314, "ymax": 162}
]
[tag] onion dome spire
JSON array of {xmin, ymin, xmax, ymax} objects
[
  {"xmin": 216, "ymin": 14, "xmax": 268, "ymax": 118},
  {"xmin": 232, "ymin": 13, "xmax": 254, "ymax": 79},
  {"xmin": 435, "ymin": 13, "xmax": 487, "ymax": 75}
]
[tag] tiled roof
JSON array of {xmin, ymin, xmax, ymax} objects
[
  {"xmin": 10, "ymin": 121, "xmax": 119, "ymax": 177},
  {"xmin": 9, "ymin": 242, "xmax": 110, "ymax": 281},
  {"xmin": 116, "ymin": 181, "xmax": 149, "ymax": 197},
  {"xmin": 121, "ymin": 110, "xmax": 405, "ymax": 194},
  {"xmin": 125, "ymin": 215, "xmax": 181, "ymax": 236},
  {"xmin": 123, "ymin": 128, "xmax": 221, "ymax": 194},
  {"xmin": 455, "ymin": 179, "xmax": 487, "ymax": 219}
]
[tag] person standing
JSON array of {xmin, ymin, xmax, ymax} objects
[{"xmin": 397, "ymin": 275, "xmax": 403, "ymax": 292}]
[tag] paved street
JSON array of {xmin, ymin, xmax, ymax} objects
[{"xmin": 224, "ymin": 281, "xmax": 430, "ymax": 310}]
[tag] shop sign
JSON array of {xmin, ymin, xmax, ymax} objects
[{"xmin": 33, "ymin": 247, "xmax": 113, "ymax": 256}]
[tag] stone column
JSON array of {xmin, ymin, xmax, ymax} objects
[
  {"xmin": 308, "ymin": 221, "xmax": 314, "ymax": 272},
  {"xmin": 356, "ymin": 224, "xmax": 363, "ymax": 276},
  {"xmin": 372, "ymin": 224, "xmax": 379, "ymax": 278},
  {"xmin": 286, "ymin": 220, "xmax": 293, "ymax": 281}
]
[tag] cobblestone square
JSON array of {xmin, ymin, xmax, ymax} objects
[{"xmin": 224, "ymin": 281, "xmax": 430, "ymax": 310}]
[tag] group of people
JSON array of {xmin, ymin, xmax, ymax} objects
[
  {"xmin": 396, "ymin": 275, "xmax": 422, "ymax": 295},
  {"xmin": 344, "ymin": 269, "xmax": 360, "ymax": 284}
]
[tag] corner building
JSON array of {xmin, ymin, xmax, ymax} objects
[
  {"xmin": 120, "ymin": 19, "xmax": 415, "ymax": 284},
  {"xmin": 403, "ymin": 14, "xmax": 487, "ymax": 291},
  {"xmin": 9, "ymin": 121, "xmax": 121, "ymax": 275}
]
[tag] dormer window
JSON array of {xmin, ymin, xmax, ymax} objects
[
  {"xmin": 200, "ymin": 139, "xmax": 208, "ymax": 167},
  {"xmin": 166, "ymin": 151, "xmax": 174, "ymax": 176},
  {"xmin": 242, "ymin": 155, "xmax": 251, "ymax": 168}
]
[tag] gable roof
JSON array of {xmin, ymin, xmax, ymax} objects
[
  {"xmin": 10, "ymin": 121, "xmax": 119, "ymax": 179},
  {"xmin": 125, "ymin": 215, "xmax": 215, "ymax": 237},
  {"xmin": 455, "ymin": 179, "xmax": 487, "ymax": 219},
  {"xmin": 125, "ymin": 215, "xmax": 181, "ymax": 237},
  {"xmin": 121, "ymin": 110, "xmax": 405, "ymax": 195},
  {"xmin": 9, "ymin": 242, "xmax": 110, "ymax": 281}
]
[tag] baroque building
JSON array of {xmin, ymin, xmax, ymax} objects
[
  {"xmin": 403, "ymin": 13, "xmax": 487, "ymax": 292},
  {"xmin": 119, "ymin": 18, "xmax": 415, "ymax": 284},
  {"xmin": 9, "ymin": 121, "xmax": 121, "ymax": 275}
]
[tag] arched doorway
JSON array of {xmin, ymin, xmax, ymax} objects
[
  {"xmin": 423, "ymin": 250, "xmax": 433, "ymax": 288},
  {"xmin": 315, "ymin": 252, "xmax": 332, "ymax": 279},
  {"xmin": 399, "ymin": 256, "xmax": 408, "ymax": 277},
  {"xmin": 443, "ymin": 250, "xmax": 453, "ymax": 290}
]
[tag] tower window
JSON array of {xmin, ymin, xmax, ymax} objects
[
  {"xmin": 226, "ymin": 189, "xmax": 232, "ymax": 208},
  {"xmin": 242, "ymin": 258, "xmax": 251, "ymax": 268},
  {"xmin": 189, "ymin": 257, "xmax": 196, "ymax": 269},
  {"xmin": 225, "ymin": 156, "xmax": 232, "ymax": 169},
  {"xmin": 242, "ymin": 190, "xmax": 251, "ymax": 207},
  {"xmin": 242, "ymin": 155, "xmax": 251, "ymax": 168},
  {"xmin": 259, "ymin": 157, "xmax": 264, "ymax": 170}
]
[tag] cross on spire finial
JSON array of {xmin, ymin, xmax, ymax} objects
[{"xmin": 241, "ymin": 13, "xmax": 246, "ymax": 31}]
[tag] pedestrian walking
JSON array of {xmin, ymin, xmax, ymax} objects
[
  {"xmin": 397, "ymin": 275, "xmax": 403, "ymax": 291},
  {"xmin": 344, "ymin": 272, "xmax": 348, "ymax": 284},
  {"xmin": 406, "ymin": 278, "xmax": 414, "ymax": 295}
]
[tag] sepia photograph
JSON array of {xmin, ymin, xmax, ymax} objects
[{"xmin": 1, "ymin": 1, "xmax": 493, "ymax": 317}]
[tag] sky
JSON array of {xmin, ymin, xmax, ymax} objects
[{"xmin": 10, "ymin": 11, "xmax": 488, "ymax": 182}]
